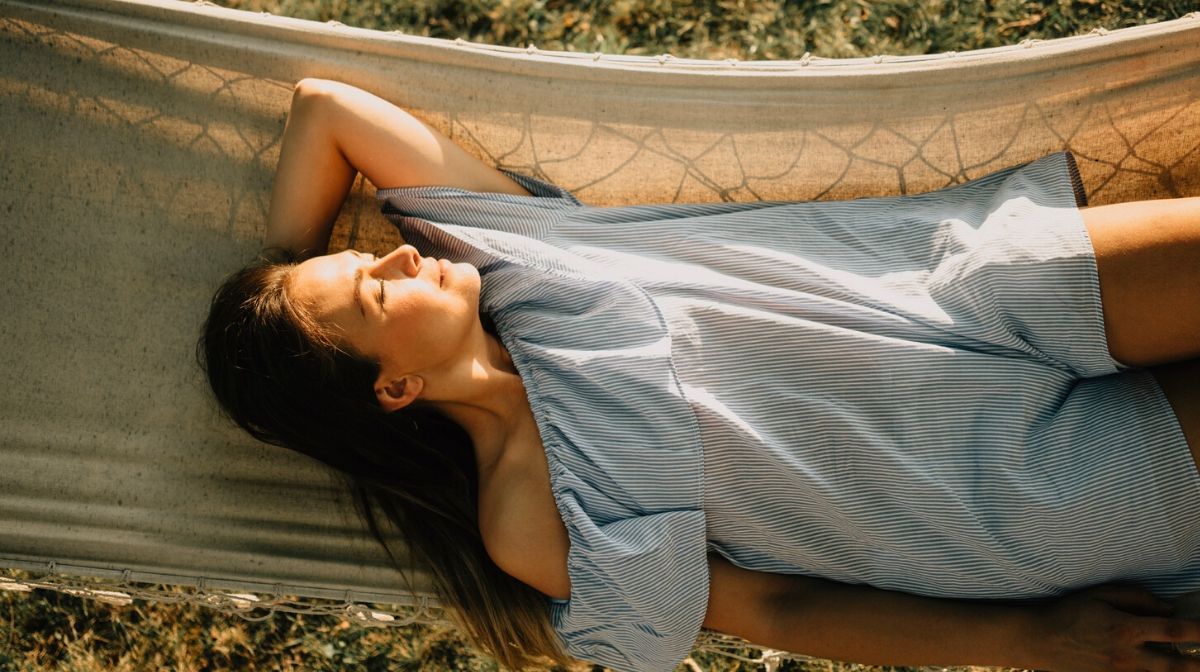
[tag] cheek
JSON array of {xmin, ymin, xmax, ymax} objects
[{"xmin": 333, "ymin": 323, "xmax": 374, "ymax": 359}]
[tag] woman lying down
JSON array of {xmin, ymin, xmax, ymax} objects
[{"xmin": 199, "ymin": 78, "xmax": 1200, "ymax": 672}]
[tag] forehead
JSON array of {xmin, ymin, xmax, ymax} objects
[{"xmin": 290, "ymin": 251, "xmax": 358, "ymax": 321}]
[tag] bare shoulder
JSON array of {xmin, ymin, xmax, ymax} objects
[
  {"xmin": 292, "ymin": 78, "xmax": 533, "ymax": 196},
  {"xmin": 477, "ymin": 439, "xmax": 571, "ymax": 601}
]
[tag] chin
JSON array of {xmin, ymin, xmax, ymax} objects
[
  {"xmin": 456, "ymin": 261, "xmax": 481, "ymax": 284},
  {"xmin": 458, "ymin": 262, "xmax": 483, "ymax": 301}
]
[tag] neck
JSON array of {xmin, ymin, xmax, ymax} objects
[{"xmin": 429, "ymin": 328, "xmax": 529, "ymax": 476}]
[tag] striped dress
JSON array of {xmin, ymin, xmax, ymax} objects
[{"xmin": 376, "ymin": 151, "xmax": 1200, "ymax": 672}]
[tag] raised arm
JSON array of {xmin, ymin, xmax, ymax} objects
[
  {"xmin": 264, "ymin": 78, "xmax": 531, "ymax": 258},
  {"xmin": 705, "ymin": 553, "xmax": 1200, "ymax": 671}
]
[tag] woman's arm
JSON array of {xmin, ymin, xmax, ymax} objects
[
  {"xmin": 706, "ymin": 553, "xmax": 1200, "ymax": 671},
  {"xmin": 264, "ymin": 78, "xmax": 531, "ymax": 258}
]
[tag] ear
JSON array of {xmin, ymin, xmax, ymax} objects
[{"xmin": 375, "ymin": 374, "xmax": 424, "ymax": 413}]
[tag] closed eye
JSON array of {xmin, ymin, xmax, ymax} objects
[{"xmin": 377, "ymin": 277, "xmax": 386, "ymax": 310}]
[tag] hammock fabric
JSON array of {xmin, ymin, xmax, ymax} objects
[{"xmin": 1, "ymin": 0, "xmax": 1198, "ymax": 666}]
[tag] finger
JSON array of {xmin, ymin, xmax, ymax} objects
[
  {"xmin": 1137, "ymin": 616, "xmax": 1200, "ymax": 644},
  {"xmin": 1091, "ymin": 584, "xmax": 1176, "ymax": 615}
]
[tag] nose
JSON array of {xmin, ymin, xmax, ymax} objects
[{"xmin": 372, "ymin": 244, "xmax": 421, "ymax": 277}]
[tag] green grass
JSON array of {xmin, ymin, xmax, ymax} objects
[
  {"xmin": 211, "ymin": 0, "xmax": 1195, "ymax": 60},
  {"xmin": 5, "ymin": 0, "xmax": 1192, "ymax": 670}
]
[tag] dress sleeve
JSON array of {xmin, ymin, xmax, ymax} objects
[
  {"xmin": 549, "ymin": 489, "xmax": 710, "ymax": 672},
  {"xmin": 375, "ymin": 169, "xmax": 583, "ymax": 238}
]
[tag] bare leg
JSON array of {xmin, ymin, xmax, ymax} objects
[
  {"xmin": 1082, "ymin": 198, "xmax": 1200, "ymax": 474},
  {"xmin": 1081, "ymin": 197, "xmax": 1200, "ymax": 368}
]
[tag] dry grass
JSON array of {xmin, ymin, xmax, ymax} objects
[
  {"xmin": 0, "ymin": 571, "xmax": 581, "ymax": 671},
  {"xmin": 5, "ymin": 0, "xmax": 1190, "ymax": 670},
  {"xmin": 0, "ymin": 568, "xmax": 1026, "ymax": 671}
]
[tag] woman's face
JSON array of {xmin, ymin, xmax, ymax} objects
[{"xmin": 287, "ymin": 245, "xmax": 482, "ymax": 379}]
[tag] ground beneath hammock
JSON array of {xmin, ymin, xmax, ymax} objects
[
  {"xmin": 0, "ymin": 567, "xmax": 1028, "ymax": 672},
  {"xmin": 211, "ymin": 0, "xmax": 1194, "ymax": 61}
]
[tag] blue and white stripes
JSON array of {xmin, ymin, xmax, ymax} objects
[{"xmin": 377, "ymin": 152, "xmax": 1199, "ymax": 672}]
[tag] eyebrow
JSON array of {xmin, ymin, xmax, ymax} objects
[{"xmin": 352, "ymin": 266, "xmax": 365, "ymax": 318}]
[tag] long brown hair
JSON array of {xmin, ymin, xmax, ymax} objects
[{"xmin": 196, "ymin": 248, "xmax": 569, "ymax": 669}]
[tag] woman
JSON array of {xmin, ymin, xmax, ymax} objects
[{"xmin": 199, "ymin": 78, "xmax": 1200, "ymax": 672}]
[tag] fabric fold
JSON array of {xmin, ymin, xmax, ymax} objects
[
  {"xmin": 378, "ymin": 175, "xmax": 711, "ymax": 672},
  {"xmin": 375, "ymin": 152, "xmax": 1200, "ymax": 672}
]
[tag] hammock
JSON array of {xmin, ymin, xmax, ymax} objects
[{"xmin": 1, "ymin": 0, "xmax": 1197, "ymax": 667}]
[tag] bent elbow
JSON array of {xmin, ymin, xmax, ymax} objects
[{"xmin": 294, "ymin": 77, "xmax": 333, "ymax": 95}]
